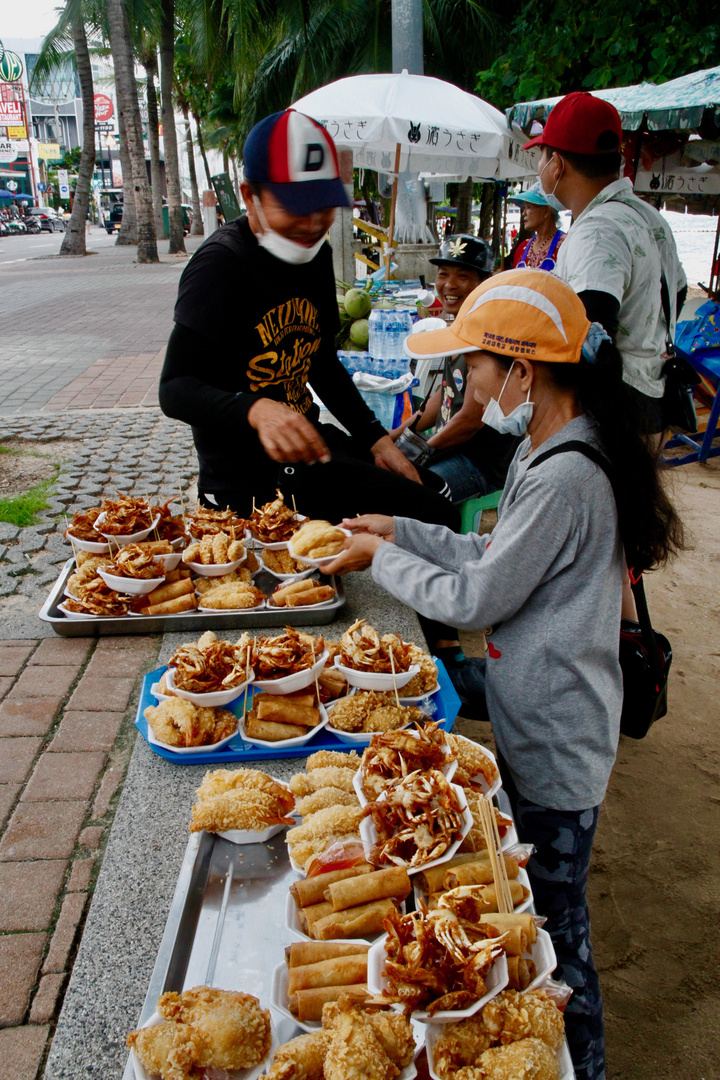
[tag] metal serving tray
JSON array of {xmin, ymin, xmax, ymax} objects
[
  {"xmin": 134, "ymin": 660, "xmax": 462, "ymax": 763},
  {"xmin": 39, "ymin": 559, "xmax": 346, "ymax": 636}
]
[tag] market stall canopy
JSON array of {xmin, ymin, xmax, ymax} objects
[
  {"xmin": 508, "ymin": 65, "xmax": 720, "ymax": 134},
  {"xmin": 293, "ymin": 70, "xmax": 536, "ymax": 181}
]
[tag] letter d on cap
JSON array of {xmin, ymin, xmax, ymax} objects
[{"xmin": 304, "ymin": 143, "xmax": 325, "ymax": 172}]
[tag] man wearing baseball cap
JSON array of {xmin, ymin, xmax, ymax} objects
[
  {"xmin": 525, "ymin": 91, "xmax": 686, "ymax": 437},
  {"xmin": 159, "ymin": 109, "xmax": 456, "ymax": 529}
]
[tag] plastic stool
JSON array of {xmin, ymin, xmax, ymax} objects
[{"xmin": 459, "ymin": 490, "xmax": 502, "ymax": 534}]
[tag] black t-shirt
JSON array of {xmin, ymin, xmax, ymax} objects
[
  {"xmin": 161, "ymin": 216, "xmax": 385, "ymax": 491},
  {"xmin": 436, "ymin": 354, "xmax": 520, "ymax": 490}
]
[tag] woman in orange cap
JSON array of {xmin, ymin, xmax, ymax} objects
[{"xmin": 325, "ymin": 269, "xmax": 683, "ymax": 1080}]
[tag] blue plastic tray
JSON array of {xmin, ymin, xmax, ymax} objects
[{"xmin": 134, "ymin": 659, "xmax": 460, "ymax": 763}]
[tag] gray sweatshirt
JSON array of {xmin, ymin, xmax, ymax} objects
[{"xmin": 372, "ymin": 414, "xmax": 623, "ymax": 811}]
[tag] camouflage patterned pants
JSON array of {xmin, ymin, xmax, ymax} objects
[{"xmin": 498, "ymin": 758, "xmax": 605, "ymax": 1080}]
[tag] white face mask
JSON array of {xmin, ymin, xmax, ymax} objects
[
  {"xmin": 253, "ymin": 198, "xmax": 327, "ymax": 264},
  {"xmin": 481, "ymin": 362, "xmax": 534, "ymax": 437},
  {"xmin": 538, "ymin": 156, "xmax": 566, "ymax": 213}
]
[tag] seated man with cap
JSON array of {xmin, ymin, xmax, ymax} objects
[
  {"xmin": 393, "ymin": 234, "xmax": 521, "ymax": 503},
  {"xmin": 159, "ymin": 109, "xmax": 456, "ymax": 530}
]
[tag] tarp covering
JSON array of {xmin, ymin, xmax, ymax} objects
[{"xmin": 508, "ymin": 65, "xmax": 720, "ymax": 134}]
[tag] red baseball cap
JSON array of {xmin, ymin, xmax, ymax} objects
[
  {"xmin": 523, "ymin": 92, "xmax": 622, "ymax": 155},
  {"xmin": 243, "ymin": 109, "xmax": 350, "ymax": 215}
]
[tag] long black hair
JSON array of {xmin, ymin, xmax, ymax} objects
[{"xmin": 493, "ymin": 343, "xmax": 684, "ymax": 572}]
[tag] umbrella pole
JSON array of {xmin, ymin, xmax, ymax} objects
[
  {"xmin": 709, "ymin": 213, "xmax": 720, "ymax": 299},
  {"xmin": 501, "ymin": 189, "xmax": 508, "ymax": 271},
  {"xmin": 385, "ymin": 143, "xmax": 402, "ymax": 280}
]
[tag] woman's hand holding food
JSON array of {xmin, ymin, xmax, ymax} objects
[
  {"xmin": 341, "ymin": 514, "xmax": 395, "ymax": 543},
  {"xmin": 370, "ymin": 434, "xmax": 421, "ymax": 483},
  {"xmin": 248, "ymin": 398, "xmax": 331, "ymax": 465},
  {"xmin": 322, "ymin": 531, "xmax": 385, "ymax": 575}
]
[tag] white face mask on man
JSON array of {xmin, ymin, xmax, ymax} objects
[
  {"xmin": 538, "ymin": 155, "xmax": 566, "ymax": 213},
  {"xmin": 481, "ymin": 362, "xmax": 534, "ymax": 437},
  {"xmin": 252, "ymin": 198, "xmax": 327, "ymax": 264}
]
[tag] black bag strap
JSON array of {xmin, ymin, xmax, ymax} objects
[{"xmin": 526, "ymin": 441, "xmax": 665, "ymax": 687}]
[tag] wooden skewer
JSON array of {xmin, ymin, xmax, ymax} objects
[
  {"xmin": 242, "ymin": 645, "xmax": 252, "ymax": 726},
  {"xmin": 310, "ymin": 639, "xmax": 321, "ymax": 704},
  {"xmin": 388, "ymin": 645, "xmax": 401, "ymax": 709},
  {"xmin": 291, "ymin": 494, "xmax": 297, "ymax": 515},
  {"xmin": 477, "ymin": 796, "xmax": 513, "ymax": 913}
]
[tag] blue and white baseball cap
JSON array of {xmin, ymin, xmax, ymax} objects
[{"xmin": 243, "ymin": 109, "xmax": 350, "ymax": 215}]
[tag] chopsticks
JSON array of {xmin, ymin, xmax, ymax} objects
[{"xmin": 477, "ymin": 796, "xmax": 514, "ymax": 913}]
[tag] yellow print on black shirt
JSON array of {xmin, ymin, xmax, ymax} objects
[{"xmin": 248, "ymin": 298, "xmax": 322, "ymax": 411}]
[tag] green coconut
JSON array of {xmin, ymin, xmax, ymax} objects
[
  {"xmin": 344, "ymin": 288, "xmax": 373, "ymax": 319},
  {"xmin": 349, "ymin": 318, "xmax": 369, "ymax": 348}
]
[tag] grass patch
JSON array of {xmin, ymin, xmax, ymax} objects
[
  {"xmin": 0, "ymin": 445, "xmax": 19, "ymax": 454},
  {"xmin": 0, "ymin": 475, "xmax": 57, "ymax": 527}
]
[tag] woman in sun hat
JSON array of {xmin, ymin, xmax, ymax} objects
[
  {"xmin": 510, "ymin": 181, "xmax": 565, "ymax": 270},
  {"xmin": 325, "ymin": 269, "xmax": 683, "ymax": 1080}
]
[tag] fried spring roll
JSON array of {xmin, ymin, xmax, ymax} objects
[
  {"xmin": 141, "ymin": 593, "xmax": 197, "ymax": 616},
  {"xmin": 144, "ymin": 578, "xmax": 195, "ymax": 606},
  {"xmin": 245, "ymin": 714, "xmax": 307, "ymax": 742},
  {"xmin": 134, "ymin": 540, "xmax": 173, "ymax": 553},
  {"xmin": 261, "ymin": 692, "xmax": 315, "ymax": 708},
  {"xmin": 290, "ymin": 984, "xmax": 369, "ymax": 1022},
  {"xmin": 286, "ymin": 942, "xmax": 370, "ymax": 968},
  {"xmin": 325, "ymin": 867, "xmax": 411, "ymax": 912},
  {"xmin": 506, "ymin": 956, "xmax": 536, "ymax": 991},
  {"xmin": 478, "ymin": 912, "xmax": 537, "ymax": 947},
  {"xmin": 426, "ymin": 880, "xmax": 528, "ymax": 914},
  {"xmin": 290, "ymin": 864, "xmax": 373, "ymax": 909},
  {"xmin": 287, "ymin": 953, "xmax": 367, "ymax": 993},
  {"xmin": 256, "ymin": 699, "xmax": 321, "ymax": 727},
  {"xmin": 300, "ymin": 901, "xmax": 334, "ymax": 932},
  {"xmin": 273, "ymin": 579, "xmax": 318, "ymax": 603},
  {"xmin": 418, "ymin": 853, "xmax": 484, "ymax": 894},
  {"xmin": 311, "ymin": 898, "xmax": 396, "ymax": 941},
  {"xmin": 443, "ymin": 855, "xmax": 520, "ymax": 890},
  {"xmin": 163, "ymin": 568, "xmax": 192, "ymax": 583},
  {"xmin": 285, "ymin": 586, "xmax": 335, "ymax": 608}
]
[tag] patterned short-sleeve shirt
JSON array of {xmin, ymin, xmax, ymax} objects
[{"xmin": 555, "ymin": 178, "xmax": 687, "ymax": 398}]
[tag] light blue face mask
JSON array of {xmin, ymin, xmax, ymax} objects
[
  {"xmin": 538, "ymin": 157, "xmax": 566, "ymax": 214},
  {"xmin": 482, "ymin": 362, "xmax": 534, "ymax": 437}
]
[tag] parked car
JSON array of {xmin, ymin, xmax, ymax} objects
[
  {"xmin": 104, "ymin": 202, "xmax": 123, "ymax": 234},
  {"xmin": 25, "ymin": 207, "xmax": 65, "ymax": 232}
]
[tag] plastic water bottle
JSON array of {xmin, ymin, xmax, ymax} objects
[
  {"xmin": 385, "ymin": 309, "xmax": 414, "ymax": 379},
  {"xmin": 368, "ymin": 309, "xmax": 388, "ymax": 363}
]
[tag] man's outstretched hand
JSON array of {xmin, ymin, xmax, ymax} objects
[
  {"xmin": 370, "ymin": 434, "xmax": 421, "ymax": 483},
  {"xmin": 248, "ymin": 399, "xmax": 331, "ymax": 465}
]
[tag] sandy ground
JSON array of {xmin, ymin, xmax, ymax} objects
[
  {"xmin": 455, "ymin": 451, "xmax": 720, "ymax": 1079},
  {"xmin": 0, "ymin": 437, "xmax": 79, "ymax": 498}
]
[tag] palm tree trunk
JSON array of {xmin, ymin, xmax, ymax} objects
[
  {"xmin": 144, "ymin": 51, "xmax": 165, "ymax": 241},
  {"xmin": 193, "ymin": 111, "xmax": 213, "ymax": 187},
  {"xmin": 455, "ymin": 178, "xmax": 473, "ymax": 235},
  {"xmin": 60, "ymin": 12, "xmax": 95, "ymax": 256},
  {"xmin": 160, "ymin": 0, "xmax": 185, "ymax": 254},
  {"xmin": 107, "ymin": 0, "xmax": 158, "ymax": 263},
  {"xmin": 115, "ymin": 107, "xmax": 137, "ymax": 245},
  {"xmin": 181, "ymin": 101, "xmax": 203, "ymax": 236}
]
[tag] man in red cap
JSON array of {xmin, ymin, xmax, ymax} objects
[
  {"xmin": 159, "ymin": 109, "xmax": 456, "ymax": 530},
  {"xmin": 525, "ymin": 91, "xmax": 686, "ymax": 439}
]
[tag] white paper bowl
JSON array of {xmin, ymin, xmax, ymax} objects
[
  {"xmin": 98, "ymin": 568, "xmax": 166, "ymax": 595},
  {"xmin": 130, "ymin": 1009, "xmax": 277, "ymax": 1080},
  {"xmin": 259, "ymin": 555, "xmax": 315, "ymax": 582},
  {"xmin": 145, "ymin": 717, "xmax": 239, "ymax": 756},
  {"xmin": 94, "ymin": 511, "xmax": 160, "ymax": 546},
  {"xmin": 239, "ymin": 702, "xmax": 330, "ymax": 750},
  {"xmin": 58, "ymin": 601, "xmax": 119, "ymax": 620},
  {"xmin": 367, "ymin": 933, "xmax": 508, "ymax": 1023},
  {"xmin": 64, "ymin": 528, "xmax": 110, "ymax": 554},
  {"xmin": 154, "ymin": 551, "xmax": 182, "ymax": 572},
  {"xmin": 288, "ymin": 526, "xmax": 352, "ymax": 567},
  {"xmin": 333, "ymin": 657, "xmax": 420, "ymax": 692},
  {"xmin": 425, "ymin": 1015, "xmax": 573, "ymax": 1080},
  {"xmin": 184, "ymin": 550, "xmax": 247, "ymax": 577},
  {"xmin": 359, "ymin": 782, "xmax": 472, "ymax": 875},
  {"xmin": 252, "ymin": 650, "xmax": 329, "ymax": 695},
  {"xmin": 448, "ymin": 733, "xmax": 502, "ymax": 800},
  {"xmin": 164, "ymin": 665, "xmax": 254, "ymax": 707},
  {"xmin": 353, "ymin": 739, "xmax": 457, "ymax": 808}
]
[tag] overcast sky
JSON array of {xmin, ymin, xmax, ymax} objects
[{"xmin": 2, "ymin": 2, "xmax": 62, "ymax": 43}]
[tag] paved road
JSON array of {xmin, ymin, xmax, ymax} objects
[{"xmin": 0, "ymin": 229, "xmax": 204, "ymax": 414}]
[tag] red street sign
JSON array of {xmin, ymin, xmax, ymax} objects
[
  {"xmin": 94, "ymin": 94, "xmax": 114, "ymax": 122},
  {"xmin": 0, "ymin": 101, "xmax": 22, "ymax": 125}
]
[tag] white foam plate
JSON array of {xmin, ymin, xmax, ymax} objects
[
  {"xmin": 288, "ymin": 526, "xmax": 352, "ymax": 567},
  {"xmin": 218, "ymin": 821, "xmax": 289, "ymax": 844},
  {"xmin": 284, "ymin": 890, "xmax": 406, "ymax": 943},
  {"xmin": 94, "ymin": 511, "xmax": 160, "ymax": 545},
  {"xmin": 398, "ymin": 684, "xmax": 440, "ymax": 705},
  {"xmin": 252, "ymin": 650, "xmax": 329, "ymax": 694},
  {"xmin": 130, "ymin": 1009, "xmax": 277, "ymax": 1080},
  {"xmin": 448, "ymin": 733, "xmax": 502, "ymax": 800},
  {"xmin": 58, "ymin": 601, "xmax": 122, "ymax": 620},
  {"xmin": 164, "ymin": 665, "xmax": 254, "ymax": 707},
  {"xmin": 367, "ymin": 932, "xmax": 508, "ymax": 1023},
  {"xmin": 259, "ymin": 555, "xmax": 314, "ymax": 582},
  {"xmin": 271, "ymin": 951, "xmax": 369, "ymax": 1033},
  {"xmin": 413, "ymin": 864, "xmax": 533, "ymax": 913},
  {"xmin": 425, "ymin": 1019, "xmax": 573, "ymax": 1078},
  {"xmin": 145, "ymin": 717, "xmax": 239, "ymax": 756},
  {"xmin": 353, "ymin": 738, "xmax": 457, "ymax": 807},
  {"xmin": 250, "ymin": 514, "xmax": 307, "ymax": 550},
  {"xmin": 198, "ymin": 598, "xmax": 266, "ymax": 613},
  {"xmin": 98, "ymin": 568, "xmax": 166, "ymax": 595},
  {"xmin": 240, "ymin": 702, "xmax": 330, "ymax": 749},
  {"xmin": 268, "ymin": 590, "xmax": 336, "ymax": 611},
  {"xmin": 359, "ymin": 781, "xmax": 472, "ymax": 875},
  {"xmin": 154, "ymin": 551, "xmax": 182, "ymax": 571},
  {"xmin": 184, "ymin": 551, "xmax": 247, "ymax": 577},
  {"xmin": 526, "ymin": 927, "xmax": 557, "ymax": 990},
  {"xmin": 64, "ymin": 529, "xmax": 110, "ymax": 554},
  {"xmin": 150, "ymin": 682, "xmax": 173, "ymax": 702},
  {"xmin": 333, "ymin": 657, "xmax": 420, "ymax": 692}
]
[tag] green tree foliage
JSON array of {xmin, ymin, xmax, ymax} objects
[{"xmin": 476, "ymin": 0, "xmax": 720, "ymax": 109}]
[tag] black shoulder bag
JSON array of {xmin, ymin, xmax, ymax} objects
[
  {"xmin": 528, "ymin": 440, "xmax": 672, "ymax": 739},
  {"xmin": 659, "ymin": 274, "xmax": 700, "ymax": 433}
]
